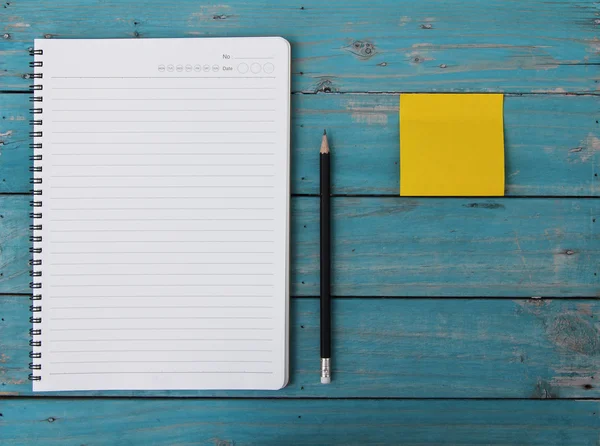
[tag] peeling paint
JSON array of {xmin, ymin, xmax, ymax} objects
[
  {"xmin": 531, "ymin": 88, "xmax": 567, "ymax": 93},
  {"xmin": 547, "ymin": 313, "xmax": 600, "ymax": 356},
  {"xmin": 189, "ymin": 5, "xmax": 231, "ymax": 21},
  {"xmin": 345, "ymin": 98, "xmax": 390, "ymax": 125},
  {"xmin": 0, "ymin": 131, "xmax": 13, "ymax": 137},
  {"xmin": 568, "ymin": 133, "xmax": 600, "ymax": 163},
  {"xmin": 6, "ymin": 22, "xmax": 30, "ymax": 28},
  {"xmin": 589, "ymin": 38, "xmax": 600, "ymax": 55},
  {"xmin": 350, "ymin": 112, "xmax": 388, "ymax": 125},
  {"xmin": 551, "ymin": 376, "xmax": 595, "ymax": 390},
  {"xmin": 463, "ymin": 202, "xmax": 505, "ymax": 209},
  {"xmin": 532, "ymin": 379, "xmax": 558, "ymax": 399}
]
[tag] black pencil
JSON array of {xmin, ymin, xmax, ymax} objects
[{"xmin": 320, "ymin": 129, "xmax": 331, "ymax": 384}]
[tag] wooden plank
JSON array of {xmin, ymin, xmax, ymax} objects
[
  {"xmin": 0, "ymin": 195, "xmax": 597, "ymax": 296},
  {"xmin": 1, "ymin": 0, "xmax": 599, "ymax": 92},
  {"xmin": 2, "ymin": 296, "xmax": 599, "ymax": 397},
  {"xmin": 292, "ymin": 94, "xmax": 600, "ymax": 196},
  {"xmin": 0, "ymin": 94, "xmax": 29, "ymax": 194},
  {"xmin": 0, "ymin": 196, "xmax": 28, "ymax": 294},
  {"xmin": 1, "ymin": 399, "xmax": 599, "ymax": 445},
  {"xmin": 1, "ymin": 93, "xmax": 598, "ymax": 195}
]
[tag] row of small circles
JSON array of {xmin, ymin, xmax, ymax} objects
[
  {"xmin": 238, "ymin": 62, "xmax": 274, "ymax": 74},
  {"xmin": 158, "ymin": 63, "xmax": 274, "ymax": 74},
  {"xmin": 159, "ymin": 64, "xmax": 217, "ymax": 72}
]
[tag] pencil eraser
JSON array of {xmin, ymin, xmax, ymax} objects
[{"xmin": 321, "ymin": 376, "xmax": 331, "ymax": 384}]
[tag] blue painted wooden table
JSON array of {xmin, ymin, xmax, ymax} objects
[{"xmin": 1, "ymin": 1, "xmax": 599, "ymax": 444}]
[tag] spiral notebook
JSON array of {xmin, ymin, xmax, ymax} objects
[{"xmin": 29, "ymin": 37, "xmax": 291, "ymax": 391}]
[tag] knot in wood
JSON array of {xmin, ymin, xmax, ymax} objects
[{"xmin": 345, "ymin": 40, "xmax": 377, "ymax": 59}]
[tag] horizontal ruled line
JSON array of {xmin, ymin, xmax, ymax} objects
[
  {"xmin": 50, "ymin": 186, "xmax": 275, "ymax": 189},
  {"xmin": 51, "ymin": 76, "xmax": 276, "ymax": 79},
  {"xmin": 50, "ymin": 262, "xmax": 274, "ymax": 266},
  {"xmin": 50, "ymin": 360, "xmax": 273, "ymax": 364},
  {"xmin": 50, "ymin": 262, "xmax": 273, "ymax": 266},
  {"xmin": 51, "ymin": 295, "xmax": 272, "ymax": 299},
  {"xmin": 50, "ymin": 338, "xmax": 272, "ymax": 342},
  {"xmin": 52, "ymin": 197, "xmax": 275, "ymax": 200},
  {"xmin": 53, "ymin": 109, "xmax": 276, "ymax": 112},
  {"xmin": 49, "ymin": 371, "xmax": 273, "ymax": 375},
  {"xmin": 51, "ymin": 241, "xmax": 275, "ymax": 244},
  {"xmin": 51, "ymin": 306, "xmax": 272, "ymax": 310},
  {"xmin": 52, "ymin": 164, "xmax": 275, "ymax": 167},
  {"xmin": 52, "ymin": 131, "xmax": 276, "ymax": 134},
  {"xmin": 50, "ymin": 252, "xmax": 275, "ymax": 255},
  {"xmin": 51, "ymin": 316, "xmax": 273, "ymax": 320},
  {"xmin": 50, "ymin": 327, "xmax": 274, "ymax": 331},
  {"xmin": 53, "ymin": 98, "xmax": 275, "ymax": 101},
  {"xmin": 50, "ymin": 229, "xmax": 274, "ymax": 232},
  {"xmin": 51, "ymin": 153, "xmax": 275, "ymax": 156},
  {"xmin": 49, "ymin": 218, "xmax": 273, "ymax": 222},
  {"xmin": 50, "ymin": 208, "xmax": 273, "ymax": 211},
  {"xmin": 52, "ymin": 87, "xmax": 276, "ymax": 90},
  {"xmin": 53, "ymin": 120, "xmax": 275, "ymax": 123},
  {"xmin": 50, "ymin": 349, "xmax": 273, "ymax": 353},
  {"xmin": 51, "ymin": 273, "xmax": 274, "ymax": 276},
  {"xmin": 52, "ymin": 142, "xmax": 276, "ymax": 145},
  {"xmin": 50, "ymin": 175, "xmax": 275, "ymax": 178},
  {"xmin": 52, "ymin": 284, "xmax": 275, "ymax": 287}
]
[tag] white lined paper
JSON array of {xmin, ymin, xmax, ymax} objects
[{"xmin": 33, "ymin": 37, "xmax": 290, "ymax": 392}]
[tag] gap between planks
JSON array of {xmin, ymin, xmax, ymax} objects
[{"xmin": 0, "ymin": 395, "xmax": 600, "ymax": 401}]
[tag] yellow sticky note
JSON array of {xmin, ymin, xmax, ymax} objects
[{"xmin": 400, "ymin": 94, "xmax": 505, "ymax": 196}]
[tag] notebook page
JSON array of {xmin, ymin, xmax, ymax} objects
[{"xmin": 31, "ymin": 37, "xmax": 290, "ymax": 391}]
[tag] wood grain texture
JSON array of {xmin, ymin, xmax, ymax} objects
[
  {"xmin": 0, "ymin": 0, "xmax": 599, "ymax": 92},
  {"xmin": 1, "ymin": 399, "xmax": 600, "ymax": 445},
  {"xmin": 0, "ymin": 196, "xmax": 597, "ymax": 296},
  {"xmin": 1, "ymin": 93, "xmax": 598, "ymax": 195},
  {"xmin": 1, "ymin": 295, "xmax": 599, "ymax": 397}
]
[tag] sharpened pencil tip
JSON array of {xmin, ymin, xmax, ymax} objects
[{"xmin": 320, "ymin": 130, "xmax": 330, "ymax": 154}]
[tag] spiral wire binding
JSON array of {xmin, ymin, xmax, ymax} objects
[{"xmin": 28, "ymin": 46, "xmax": 43, "ymax": 382}]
